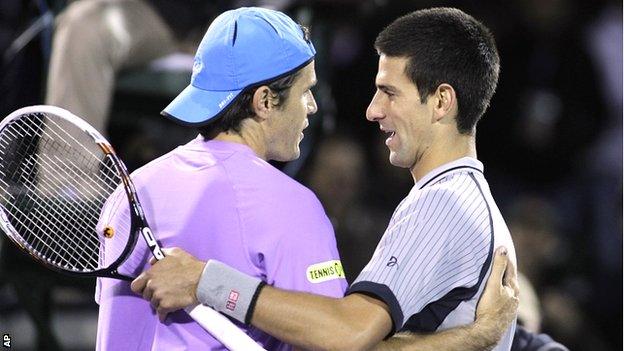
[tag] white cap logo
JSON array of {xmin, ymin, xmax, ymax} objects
[
  {"xmin": 192, "ymin": 59, "xmax": 203, "ymax": 77},
  {"xmin": 218, "ymin": 93, "xmax": 235, "ymax": 109}
]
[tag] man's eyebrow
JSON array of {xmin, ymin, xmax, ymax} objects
[
  {"xmin": 377, "ymin": 84, "xmax": 398, "ymax": 93},
  {"xmin": 306, "ymin": 79, "xmax": 318, "ymax": 90}
]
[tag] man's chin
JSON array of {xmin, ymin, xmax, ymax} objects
[
  {"xmin": 289, "ymin": 150, "xmax": 301, "ymax": 161},
  {"xmin": 389, "ymin": 154, "xmax": 410, "ymax": 169},
  {"xmin": 274, "ymin": 148, "xmax": 300, "ymax": 163}
]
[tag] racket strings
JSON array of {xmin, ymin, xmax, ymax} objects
[
  {"xmin": 0, "ymin": 112, "xmax": 128, "ymax": 272},
  {"xmin": 19, "ymin": 116, "xmax": 119, "ymax": 190},
  {"xmin": 4, "ymin": 117, "xmax": 113, "ymax": 223},
  {"xmin": 39, "ymin": 115, "xmax": 135, "ymax": 267},
  {"xmin": 4, "ymin": 176, "xmax": 100, "ymax": 262},
  {"xmin": 0, "ymin": 171, "xmax": 95, "ymax": 245},
  {"xmin": 0, "ymin": 178, "xmax": 98, "ymax": 269},
  {"xmin": 0, "ymin": 198, "xmax": 93, "ymax": 268},
  {"xmin": 14, "ymin": 112, "xmax": 122, "ymax": 189},
  {"xmin": 0, "ymin": 118, "xmax": 102, "ymax": 269}
]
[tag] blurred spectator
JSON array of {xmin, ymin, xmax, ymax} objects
[
  {"xmin": 506, "ymin": 195, "xmax": 613, "ymax": 350},
  {"xmin": 45, "ymin": 0, "xmax": 219, "ymax": 135},
  {"xmin": 307, "ymin": 135, "xmax": 365, "ymax": 225},
  {"xmin": 507, "ymin": 196, "xmax": 567, "ymax": 286},
  {"xmin": 1, "ymin": 2, "xmax": 60, "ymax": 350},
  {"xmin": 305, "ymin": 134, "xmax": 390, "ymax": 281},
  {"xmin": 517, "ymin": 272, "xmax": 542, "ymax": 333}
]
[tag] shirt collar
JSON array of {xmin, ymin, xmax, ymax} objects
[
  {"xmin": 415, "ymin": 157, "xmax": 484, "ymax": 190},
  {"xmin": 185, "ymin": 134, "xmax": 259, "ymax": 157}
]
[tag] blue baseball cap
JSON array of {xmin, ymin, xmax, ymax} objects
[{"xmin": 162, "ymin": 7, "xmax": 316, "ymax": 126}]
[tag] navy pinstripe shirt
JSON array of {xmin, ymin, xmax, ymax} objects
[{"xmin": 347, "ymin": 157, "xmax": 516, "ymax": 351}]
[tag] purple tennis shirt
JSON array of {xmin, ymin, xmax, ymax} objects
[{"xmin": 95, "ymin": 137, "xmax": 347, "ymax": 350}]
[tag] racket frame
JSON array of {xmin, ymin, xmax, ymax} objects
[
  {"xmin": 0, "ymin": 105, "xmax": 161, "ymax": 280},
  {"xmin": 0, "ymin": 105, "xmax": 266, "ymax": 351}
]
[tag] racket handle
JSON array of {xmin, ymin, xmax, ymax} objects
[{"xmin": 184, "ymin": 304, "xmax": 266, "ymax": 351}]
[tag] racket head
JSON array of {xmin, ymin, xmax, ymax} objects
[{"xmin": 0, "ymin": 105, "xmax": 144, "ymax": 280}]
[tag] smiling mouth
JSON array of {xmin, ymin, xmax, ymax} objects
[
  {"xmin": 383, "ymin": 129, "xmax": 396, "ymax": 147},
  {"xmin": 382, "ymin": 129, "xmax": 395, "ymax": 138}
]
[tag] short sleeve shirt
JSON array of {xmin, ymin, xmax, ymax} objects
[
  {"xmin": 95, "ymin": 137, "xmax": 347, "ymax": 350},
  {"xmin": 347, "ymin": 157, "xmax": 516, "ymax": 350}
]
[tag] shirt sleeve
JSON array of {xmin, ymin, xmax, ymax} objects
[
  {"xmin": 346, "ymin": 178, "xmax": 492, "ymax": 333},
  {"xmin": 95, "ymin": 186, "xmax": 151, "ymax": 304},
  {"xmin": 95, "ymin": 188, "xmax": 158, "ymax": 351},
  {"xmin": 246, "ymin": 188, "xmax": 347, "ymax": 298}
]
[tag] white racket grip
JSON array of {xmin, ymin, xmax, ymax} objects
[{"xmin": 184, "ymin": 304, "xmax": 266, "ymax": 351}]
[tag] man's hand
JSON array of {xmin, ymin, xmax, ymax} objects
[
  {"xmin": 130, "ymin": 247, "xmax": 205, "ymax": 321},
  {"xmin": 475, "ymin": 246, "xmax": 520, "ymax": 340}
]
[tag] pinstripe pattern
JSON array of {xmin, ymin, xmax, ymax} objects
[{"xmin": 347, "ymin": 157, "xmax": 515, "ymax": 351}]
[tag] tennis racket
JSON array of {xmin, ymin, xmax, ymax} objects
[{"xmin": 0, "ymin": 105, "xmax": 265, "ymax": 351}]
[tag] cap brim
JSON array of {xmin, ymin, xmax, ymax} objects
[{"xmin": 161, "ymin": 84, "xmax": 243, "ymax": 126}]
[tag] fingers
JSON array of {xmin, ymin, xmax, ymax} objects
[
  {"xmin": 157, "ymin": 300, "xmax": 190, "ymax": 322},
  {"xmin": 143, "ymin": 280, "xmax": 155, "ymax": 302},
  {"xmin": 162, "ymin": 247, "xmax": 176, "ymax": 256},
  {"xmin": 503, "ymin": 255, "xmax": 520, "ymax": 298},
  {"xmin": 129, "ymin": 247, "xmax": 199, "ymax": 324},
  {"xmin": 157, "ymin": 301, "xmax": 177, "ymax": 323},
  {"xmin": 131, "ymin": 272, "xmax": 148, "ymax": 294},
  {"xmin": 158, "ymin": 310, "xmax": 168, "ymax": 323},
  {"xmin": 149, "ymin": 247, "xmax": 177, "ymax": 265},
  {"xmin": 131, "ymin": 270, "xmax": 159, "ymax": 318},
  {"xmin": 145, "ymin": 282, "xmax": 174, "ymax": 322},
  {"xmin": 487, "ymin": 246, "xmax": 509, "ymax": 289}
]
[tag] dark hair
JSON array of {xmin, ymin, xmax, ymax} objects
[
  {"xmin": 375, "ymin": 7, "xmax": 500, "ymax": 134},
  {"xmin": 198, "ymin": 69, "xmax": 302, "ymax": 140}
]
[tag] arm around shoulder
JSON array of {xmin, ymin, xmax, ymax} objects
[
  {"xmin": 138, "ymin": 249, "xmax": 394, "ymax": 351},
  {"xmin": 252, "ymin": 287, "xmax": 393, "ymax": 351}
]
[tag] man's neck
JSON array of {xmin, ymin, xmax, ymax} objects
[
  {"xmin": 213, "ymin": 122, "xmax": 268, "ymax": 160},
  {"xmin": 410, "ymin": 133, "xmax": 477, "ymax": 183}
]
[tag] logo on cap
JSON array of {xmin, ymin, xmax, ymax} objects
[
  {"xmin": 192, "ymin": 59, "xmax": 203, "ymax": 76},
  {"xmin": 218, "ymin": 93, "xmax": 235, "ymax": 109}
]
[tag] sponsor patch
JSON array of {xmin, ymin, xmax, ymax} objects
[{"xmin": 306, "ymin": 260, "xmax": 345, "ymax": 283}]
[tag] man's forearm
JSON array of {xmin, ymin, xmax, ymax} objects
[
  {"xmin": 192, "ymin": 259, "xmax": 393, "ymax": 350},
  {"xmin": 252, "ymin": 286, "xmax": 392, "ymax": 351},
  {"xmin": 373, "ymin": 319, "xmax": 501, "ymax": 351}
]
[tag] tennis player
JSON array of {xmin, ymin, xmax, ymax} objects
[
  {"xmin": 94, "ymin": 8, "xmax": 346, "ymax": 350},
  {"xmin": 127, "ymin": 7, "xmax": 519, "ymax": 350}
]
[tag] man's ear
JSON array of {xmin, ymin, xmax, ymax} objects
[
  {"xmin": 252, "ymin": 86, "xmax": 272, "ymax": 120},
  {"xmin": 432, "ymin": 83, "xmax": 457, "ymax": 122}
]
